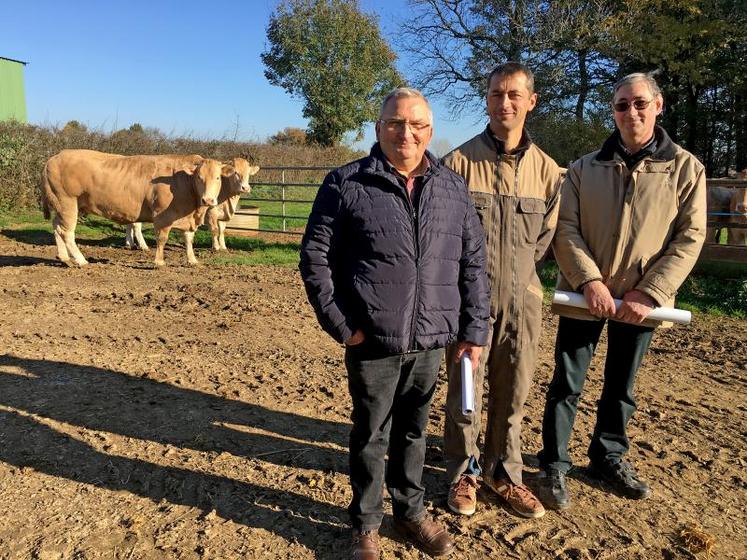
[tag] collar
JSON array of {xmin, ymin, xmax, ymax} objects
[
  {"xmin": 384, "ymin": 154, "xmax": 431, "ymax": 179},
  {"xmin": 365, "ymin": 143, "xmax": 439, "ymax": 179},
  {"xmin": 595, "ymin": 125, "xmax": 677, "ymax": 163},
  {"xmin": 483, "ymin": 124, "xmax": 532, "ymax": 156}
]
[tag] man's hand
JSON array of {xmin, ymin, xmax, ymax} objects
[
  {"xmin": 453, "ymin": 341, "xmax": 483, "ymax": 371},
  {"xmin": 344, "ymin": 329, "xmax": 365, "ymax": 346},
  {"xmin": 582, "ymin": 280, "xmax": 617, "ymax": 318},
  {"xmin": 615, "ymin": 290, "xmax": 656, "ymax": 324}
]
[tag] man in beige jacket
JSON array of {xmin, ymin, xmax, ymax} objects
[
  {"xmin": 538, "ymin": 73, "xmax": 707, "ymax": 509},
  {"xmin": 443, "ymin": 62, "xmax": 562, "ymax": 519}
]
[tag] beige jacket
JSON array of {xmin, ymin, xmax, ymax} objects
[
  {"xmin": 552, "ymin": 127, "xmax": 707, "ymax": 325},
  {"xmin": 444, "ymin": 128, "xmax": 562, "ymax": 321}
]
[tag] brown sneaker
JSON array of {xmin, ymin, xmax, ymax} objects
[
  {"xmin": 351, "ymin": 529, "xmax": 380, "ymax": 560},
  {"xmin": 448, "ymin": 474, "xmax": 479, "ymax": 516},
  {"xmin": 394, "ymin": 514, "xmax": 454, "ymax": 557},
  {"xmin": 484, "ymin": 477, "xmax": 546, "ymax": 519}
]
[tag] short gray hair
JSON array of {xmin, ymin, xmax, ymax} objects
[
  {"xmin": 379, "ymin": 87, "xmax": 433, "ymax": 124},
  {"xmin": 613, "ymin": 72, "xmax": 662, "ymax": 99}
]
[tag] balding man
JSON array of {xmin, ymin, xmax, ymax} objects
[
  {"xmin": 538, "ymin": 73, "xmax": 706, "ymax": 509},
  {"xmin": 300, "ymin": 87, "xmax": 489, "ymax": 559}
]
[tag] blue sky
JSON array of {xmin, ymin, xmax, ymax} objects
[{"xmin": 1, "ymin": 0, "xmax": 485, "ymax": 154}]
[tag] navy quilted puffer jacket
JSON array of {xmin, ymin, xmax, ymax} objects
[{"xmin": 299, "ymin": 144, "xmax": 489, "ymax": 354}]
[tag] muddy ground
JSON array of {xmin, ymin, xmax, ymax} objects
[{"xmin": 0, "ymin": 233, "xmax": 744, "ymax": 560}]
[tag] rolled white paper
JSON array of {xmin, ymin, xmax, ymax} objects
[
  {"xmin": 461, "ymin": 354, "xmax": 475, "ymax": 415},
  {"xmin": 552, "ymin": 290, "xmax": 691, "ymax": 325}
]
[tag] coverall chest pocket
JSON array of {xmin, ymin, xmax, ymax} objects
[
  {"xmin": 470, "ymin": 191, "xmax": 494, "ymax": 232},
  {"xmin": 516, "ymin": 197, "xmax": 546, "ymax": 246}
]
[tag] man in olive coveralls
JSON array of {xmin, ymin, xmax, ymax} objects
[{"xmin": 442, "ymin": 62, "xmax": 562, "ymax": 519}]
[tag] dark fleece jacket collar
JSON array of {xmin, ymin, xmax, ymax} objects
[
  {"xmin": 596, "ymin": 125, "xmax": 677, "ymax": 163},
  {"xmin": 364, "ymin": 142, "xmax": 440, "ymax": 179},
  {"xmin": 480, "ymin": 125, "xmax": 532, "ymax": 156}
]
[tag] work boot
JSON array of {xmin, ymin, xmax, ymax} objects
[
  {"xmin": 447, "ymin": 474, "xmax": 479, "ymax": 516},
  {"xmin": 539, "ymin": 467, "xmax": 570, "ymax": 510},
  {"xmin": 351, "ymin": 528, "xmax": 380, "ymax": 560},
  {"xmin": 589, "ymin": 460, "xmax": 651, "ymax": 499},
  {"xmin": 394, "ymin": 514, "xmax": 454, "ymax": 557},
  {"xmin": 484, "ymin": 476, "xmax": 546, "ymax": 518}
]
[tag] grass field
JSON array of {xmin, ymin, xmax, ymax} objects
[{"xmin": 2, "ymin": 210, "xmax": 745, "ymax": 317}]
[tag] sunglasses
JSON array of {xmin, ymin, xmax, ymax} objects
[{"xmin": 612, "ymin": 98, "xmax": 654, "ymax": 112}]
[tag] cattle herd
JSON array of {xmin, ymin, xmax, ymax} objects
[
  {"xmin": 38, "ymin": 149, "xmax": 746, "ymax": 269},
  {"xmin": 40, "ymin": 149, "xmax": 259, "ymax": 266}
]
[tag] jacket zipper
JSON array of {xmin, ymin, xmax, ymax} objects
[
  {"xmin": 510, "ymin": 157, "xmax": 520, "ymax": 323},
  {"xmin": 406, "ymin": 184, "xmax": 421, "ymax": 352}
]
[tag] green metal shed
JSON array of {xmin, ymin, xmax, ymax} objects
[{"xmin": 0, "ymin": 56, "xmax": 28, "ymax": 123}]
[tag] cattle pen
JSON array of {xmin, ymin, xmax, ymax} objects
[{"xmin": 233, "ymin": 167, "xmax": 747, "ymax": 264}]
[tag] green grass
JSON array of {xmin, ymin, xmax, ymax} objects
[
  {"xmin": 0, "ymin": 210, "xmax": 301, "ymax": 267},
  {"xmin": 246, "ymin": 200, "xmax": 313, "ymax": 230},
  {"xmin": 538, "ymin": 261, "xmax": 747, "ymax": 318}
]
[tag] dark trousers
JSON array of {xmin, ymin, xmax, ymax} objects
[
  {"xmin": 345, "ymin": 346, "xmax": 443, "ymax": 531},
  {"xmin": 539, "ymin": 316, "xmax": 655, "ymax": 472}
]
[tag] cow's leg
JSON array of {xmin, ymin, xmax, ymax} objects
[
  {"xmin": 133, "ymin": 222, "xmax": 149, "ymax": 251},
  {"xmin": 207, "ymin": 214, "xmax": 220, "ymax": 250},
  {"xmin": 125, "ymin": 224, "xmax": 135, "ymax": 249},
  {"xmin": 219, "ymin": 221, "xmax": 227, "ymax": 250},
  {"xmin": 154, "ymin": 225, "xmax": 170, "ymax": 267},
  {"xmin": 55, "ymin": 204, "xmax": 88, "ymax": 266},
  {"xmin": 52, "ymin": 214, "xmax": 72, "ymax": 264},
  {"xmin": 183, "ymin": 231, "xmax": 199, "ymax": 265},
  {"xmin": 211, "ymin": 227, "xmax": 220, "ymax": 251}
]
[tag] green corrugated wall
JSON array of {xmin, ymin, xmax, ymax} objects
[{"xmin": 0, "ymin": 58, "xmax": 27, "ymax": 123}]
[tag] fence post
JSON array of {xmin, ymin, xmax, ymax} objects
[{"xmin": 281, "ymin": 169, "xmax": 287, "ymax": 232}]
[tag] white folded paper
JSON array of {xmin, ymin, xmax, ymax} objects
[
  {"xmin": 461, "ymin": 354, "xmax": 475, "ymax": 415},
  {"xmin": 552, "ymin": 290, "xmax": 691, "ymax": 325}
]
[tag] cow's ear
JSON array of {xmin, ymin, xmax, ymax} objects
[
  {"xmin": 248, "ymin": 165, "xmax": 260, "ymax": 176},
  {"xmin": 221, "ymin": 164, "xmax": 236, "ymax": 177},
  {"xmin": 191, "ymin": 159, "xmax": 204, "ymax": 174}
]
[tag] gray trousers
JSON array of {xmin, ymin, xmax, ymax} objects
[{"xmin": 444, "ymin": 289, "xmax": 543, "ymax": 486}]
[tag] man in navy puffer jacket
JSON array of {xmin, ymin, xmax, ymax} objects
[{"xmin": 300, "ymin": 87, "xmax": 489, "ymax": 560}]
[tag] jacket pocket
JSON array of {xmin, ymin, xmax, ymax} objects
[
  {"xmin": 470, "ymin": 191, "xmax": 494, "ymax": 231},
  {"xmin": 516, "ymin": 197, "xmax": 546, "ymax": 245}
]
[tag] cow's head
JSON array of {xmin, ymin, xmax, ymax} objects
[
  {"xmin": 222, "ymin": 158, "xmax": 259, "ymax": 196},
  {"xmin": 192, "ymin": 158, "xmax": 223, "ymax": 207}
]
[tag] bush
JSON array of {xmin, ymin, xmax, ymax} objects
[{"xmin": 0, "ymin": 120, "xmax": 365, "ymax": 212}]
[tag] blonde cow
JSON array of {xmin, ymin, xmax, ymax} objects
[
  {"xmin": 41, "ymin": 149, "xmax": 224, "ymax": 266},
  {"xmin": 205, "ymin": 158, "xmax": 259, "ymax": 250},
  {"xmin": 124, "ymin": 158, "xmax": 259, "ymax": 252}
]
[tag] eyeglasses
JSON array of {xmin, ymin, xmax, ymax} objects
[
  {"xmin": 379, "ymin": 119, "xmax": 431, "ymax": 133},
  {"xmin": 612, "ymin": 98, "xmax": 654, "ymax": 112}
]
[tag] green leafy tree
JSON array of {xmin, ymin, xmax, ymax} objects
[{"xmin": 262, "ymin": 0, "xmax": 403, "ymax": 146}]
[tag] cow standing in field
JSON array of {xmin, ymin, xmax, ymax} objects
[
  {"xmin": 205, "ymin": 158, "xmax": 259, "ymax": 250},
  {"xmin": 123, "ymin": 158, "xmax": 259, "ymax": 252},
  {"xmin": 41, "ymin": 149, "xmax": 224, "ymax": 266}
]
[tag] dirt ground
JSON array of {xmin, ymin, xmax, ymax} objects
[{"xmin": 0, "ymin": 233, "xmax": 744, "ymax": 560}]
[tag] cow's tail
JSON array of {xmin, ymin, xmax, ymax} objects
[{"xmin": 40, "ymin": 163, "xmax": 51, "ymax": 220}]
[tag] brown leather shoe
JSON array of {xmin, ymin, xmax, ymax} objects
[
  {"xmin": 448, "ymin": 474, "xmax": 478, "ymax": 516},
  {"xmin": 394, "ymin": 514, "xmax": 454, "ymax": 557},
  {"xmin": 484, "ymin": 476, "xmax": 546, "ymax": 519},
  {"xmin": 351, "ymin": 529, "xmax": 380, "ymax": 560}
]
